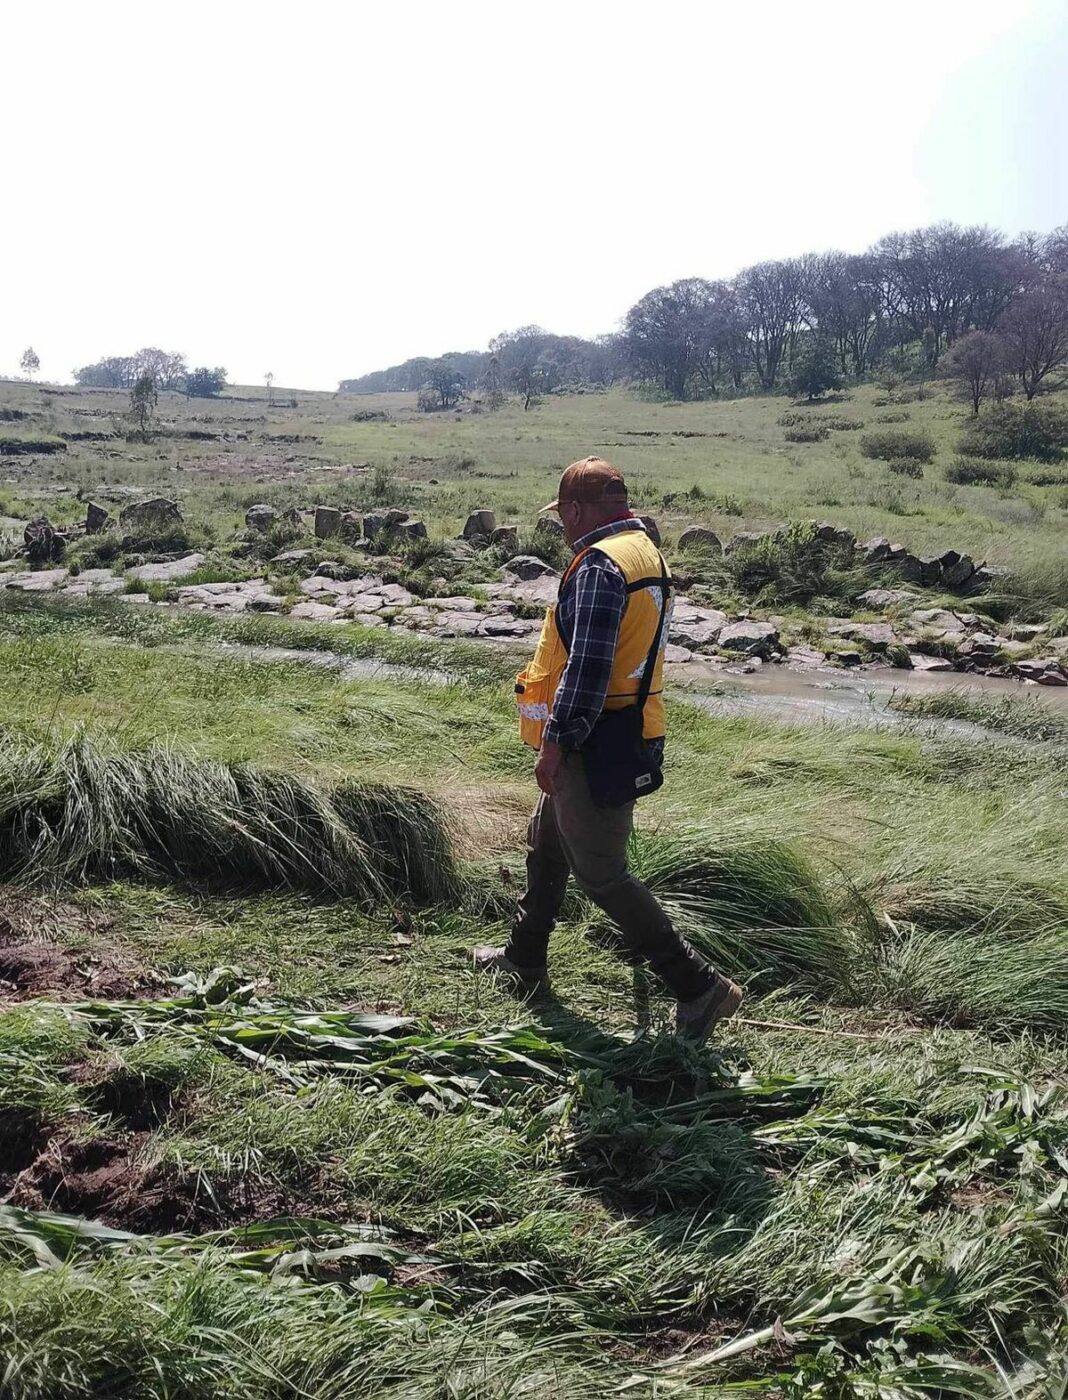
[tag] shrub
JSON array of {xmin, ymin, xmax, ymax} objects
[
  {"xmin": 958, "ymin": 401, "xmax": 1068, "ymax": 462},
  {"xmin": 944, "ymin": 457, "xmax": 1019, "ymax": 488},
  {"xmin": 859, "ymin": 428, "xmax": 936, "ymax": 463},
  {"xmin": 876, "ymin": 410, "xmax": 910, "ymax": 423},
  {"xmin": 822, "ymin": 416, "xmax": 864, "ymax": 431},
  {"xmin": 784, "ymin": 425, "xmax": 829, "ymax": 443},
  {"xmin": 888, "ymin": 458, "xmax": 924, "ymax": 479}
]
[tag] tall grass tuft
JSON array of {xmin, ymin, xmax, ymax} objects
[{"xmin": 0, "ymin": 734, "xmax": 457, "ymax": 904}]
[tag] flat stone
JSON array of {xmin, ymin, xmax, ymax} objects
[
  {"xmin": 120, "ymin": 592, "xmax": 151, "ymax": 605},
  {"xmin": 394, "ymin": 606, "xmax": 435, "ymax": 628},
  {"xmin": 718, "ymin": 620, "xmax": 779, "ymax": 656},
  {"xmin": 2, "ymin": 568, "xmax": 69, "ymax": 591},
  {"xmin": 270, "ymin": 548, "xmax": 313, "ymax": 564},
  {"xmin": 480, "ymin": 616, "xmax": 538, "ymax": 637},
  {"xmin": 909, "ymin": 608, "xmax": 968, "ymax": 634},
  {"xmin": 826, "ymin": 620, "xmax": 897, "ymax": 650},
  {"xmin": 299, "ymin": 575, "xmax": 340, "ymax": 597},
  {"xmin": 505, "ymin": 575, "xmax": 559, "ymax": 606},
  {"xmin": 1016, "ymin": 658, "xmax": 1067, "ymax": 683},
  {"xmin": 670, "ymin": 613, "xmax": 726, "ymax": 648},
  {"xmin": 909, "ymin": 653, "xmax": 955, "ymax": 672},
  {"xmin": 247, "ymin": 593, "xmax": 282, "ymax": 612},
  {"xmin": 678, "ymin": 526, "xmax": 723, "ymax": 554},
  {"xmin": 128, "ymin": 553, "xmax": 206, "ymax": 583},
  {"xmin": 503, "ymin": 555, "xmax": 560, "ymax": 582},
  {"xmin": 245, "ymin": 504, "xmax": 276, "ymax": 532},
  {"xmin": 664, "ymin": 643, "xmax": 693, "ymax": 663},
  {"xmin": 372, "ymin": 583, "xmax": 415, "ymax": 607},
  {"xmin": 432, "ymin": 611, "xmax": 485, "ymax": 638},
  {"xmin": 859, "ymin": 588, "xmax": 920, "ymax": 609},
  {"xmin": 341, "ymin": 593, "xmax": 385, "ymax": 614},
  {"xmin": 289, "ymin": 601, "xmax": 342, "ymax": 622},
  {"xmin": 425, "ymin": 596, "xmax": 479, "ymax": 611},
  {"xmin": 787, "ymin": 646, "xmax": 828, "ymax": 669}
]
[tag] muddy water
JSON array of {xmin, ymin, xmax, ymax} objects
[
  {"xmin": 214, "ymin": 641, "xmax": 1068, "ymax": 741},
  {"xmin": 671, "ymin": 658, "xmax": 1068, "ymax": 737}
]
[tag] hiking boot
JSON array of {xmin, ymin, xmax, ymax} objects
[
  {"xmin": 676, "ymin": 973, "xmax": 743, "ymax": 1043},
  {"xmin": 472, "ymin": 945, "xmax": 549, "ymax": 993}
]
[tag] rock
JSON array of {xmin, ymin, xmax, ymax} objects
[
  {"xmin": 678, "ymin": 526, "xmax": 723, "ymax": 554},
  {"xmin": 858, "ymin": 588, "xmax": 920, "ymax": 609},
  {"xmin": 480, "ymin": 616, "xmax": 538, "ymax": 638},
  {"xmin": 443, "ymin": 538, "xmax": 477, "ymax": 561},
  {"xmin": 826, "ymin": 620, "xmax": 897, "ymax": 651},
  {"xmin": 637, "ymin": 515, "xmax": 661, "ymax": 547},
  {"xmin": 290, "ymin": 601, "xmax": 342, "ymax": 622},
  {"xmin": 431, "ymin": 611, "xmax": 485, "ymax": 638},
  {"xmin": 128, "ymin": 553, "xmax": 206, "ymax": 583},
  {"xmin": 860, "ymin": 536, "xmax": 893, "ymax": 563},
  {"xmin": 397, "ymin": 519, "xmax": 427, "ymax": 540},
  {"xmin": 342, "ymin": 593, "xmax": 386, "ymax": 614},
  {"xmin": 3, "ymin": 566, "xmax": 68, "ymax": 591},
  {"xmin": 909, "ymin": 653, "xmax": 955, "ymax": 672},
  {"xmin": 374, "ymin": 582, "xmax": 415, "ymax": 607},
  {"xmin": 831, "ymin": 649, "xmax": 864, "ymax": 667},
  {"xmin": 909, "ymin": 607, "xmax": 968, "ymax": 634},
  {"xmin": 314, "ymin": 561, "xmax": 351, "ymax": 580},
  {"xmin": 247, "ymin": 593, "xmax": 281, "ymax": 612},
  {"xmin": 245, "ymin": 503, "xmax": 276, "ymax": 532},
  {"xmin": 718, "ymin": 620, "xmax": 779, "ymax": 657},
  {"xmin": 339, "ymin": 511, "xmax": 363, "ymax": 542},
  {"xmin": 119, "ymin": 497, "xmax": 182, "ymax": 532},
  {"xmin": 664, "ymin": 643, "xmax": 693, "ymax": 664},
  {"xmin": 426, "ymin": 596, "xmax": 480, "ymax": 611},
  {"xmin": 896, "ymin": 554, "xmax": 924, "ymax": 584},
  {"xmin": 490, "ymin": 525, "xmax": 518, "ymax": 551},
  {"xmin": 314, "ymin": 506, "xmax": 341, "ymax": 539},
  {"xmin": 1016, "ymin": 658, "xmax": 1067, "ymax": 684},
  {"xmin": 815, "ymin": 522, "xmax": 855, "ymax": 551},
  {"xmin": 938, "ymin": 551, "xmax": 976, "ymax": 590},
  {"xmin": 503, "ymin": 555, "xmax": 560, "ymax": 582},
  {"xmin": 462, "ymin": 509, "xmax": 497, "ymax": 540},
  {"xmin": 505, "ymin": 575, "xmax": 559, "ymax": 606},
  {"xmin": 957, "ymin": 632, "xmax": 1000, "ymax": 658},
  {"xmin": 962, "ymin": 564, "xmax": 1007, "ymax": 596},
  {"xmin": 669, "ymin": 604, "xmax": 727, "ymax": 649},
  {"xmin": 270, "ymin": 548, "xmax": 312, "ymax": 565},
  {"xmin": 996, "ymin": 639, "xmax": 1035, "ymax": 660},
  {"xmin": 786, "ymin": 646, "xmax": 827, "ymax": 669},
  {"xmin": 725, "ymin": 531, "xmax": 769, "ymax": 554},
  {"xmin": 534, "ymin": 516, "xmax": 565, "ymax": 541},
  {"xmin": 23, "ymin": 517, "xmax": 65, "ymax": 565},
  {"xmin": 85, "ymin": 501, "xmax": 110, "ymax": 534}
]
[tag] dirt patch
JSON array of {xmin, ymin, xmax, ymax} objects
[
  {"xmin": 0, "ymin": 890, "xmax": 156, "ymax": 1002},
  {"xmin": 0, "ymin": 1108, "xmax": 49, "ymax": 1194},
  {"xmin": 8, "ymin": 1128, "xmax": 353, "ymax": 1233},
  {"xmin": 0, "ymin": 438, "xmax": 68, "ymax": 456}
]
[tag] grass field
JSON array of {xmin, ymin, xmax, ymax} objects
[{"xmin": 1, "ymin": 376, "xmax": 1067, "ymax": 1396}]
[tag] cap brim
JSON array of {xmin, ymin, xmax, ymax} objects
[{"xmin": 539, "ymin": 499, "xmax": 560, "ymax": 513}]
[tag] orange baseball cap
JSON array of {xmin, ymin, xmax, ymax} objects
[{"xmin": 541, "ymin": 457, "xmax": 629, "ymax": 513}]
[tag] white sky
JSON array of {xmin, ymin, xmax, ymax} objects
[{"xmin": 2, "ymin": 0, "xmax": 1066, "ymax": 390}]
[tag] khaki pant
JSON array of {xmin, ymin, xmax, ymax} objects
[{"xmin": 505, "ymin": 751, "xmax": 714, "ymax": 1001}]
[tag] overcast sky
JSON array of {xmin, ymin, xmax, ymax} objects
[{"xmin": 3, "ymin": 0, "xmax": 1066, "ymax": 390}]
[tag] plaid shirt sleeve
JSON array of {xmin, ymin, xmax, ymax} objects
[{"xmin": 544, "ymin": 552, "xmax": 627, "ymax": 749}]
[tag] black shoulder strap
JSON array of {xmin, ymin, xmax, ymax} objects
[{"xmin": 636, "ymin": 556, "xmax": 671, "ymax": 713}]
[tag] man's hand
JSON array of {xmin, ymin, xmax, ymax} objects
[{"xmin": 535, "ymin": 740, "xmax": 564, "ymax": 796}]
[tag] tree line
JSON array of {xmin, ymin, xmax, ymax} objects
[
  {"xmin": 340, "ymin": 221, "xmax": 1068, "ymax": 406},
  {"xmin": 74, "ymin": 348, "xmax": 227, "ymax": 398}
]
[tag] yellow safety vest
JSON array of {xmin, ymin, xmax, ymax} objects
[{"xmin": 515, "ymin": 529, "xmax": 672, "ymax": 749}]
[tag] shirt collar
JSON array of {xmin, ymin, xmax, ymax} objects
[{"xmin": 572, "ymin": 517, "xmax": 646, "ymax": 552}]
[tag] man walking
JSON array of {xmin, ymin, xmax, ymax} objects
[{"xmin": 474, "ymin": 457, "xmax": 742, "ymax": 1043}]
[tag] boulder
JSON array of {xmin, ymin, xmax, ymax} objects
[
  {"xmin": 896, "ymin": 554, "xmax": 924, "ymax": 584},
  {"xmin": 940, "ymin": 553, "xmax": 976, "ymax": 590},
  {"xmin": 3, "ymin": 567, "xmax": 68, "ymax": 591},
  {"xmin": 1016, "ymin": 658, "xmax": 1067, "ymax": 684},
  {"xmin": 859, "ymin": 588, "xmax": 920, "ymax": 609},
  {"xmin": 128, "ymin": 553, "xmax": 206, "ymax": 583},
  {"xmin": 678, "ymin": 526, "xmax": 723, "ymax": 554},
  {"xmin": 339, "ymin": 511, "xmax": 364, "ymax": 542},
  {"xmin": 669, "ymin": 604, "xmax": 727, "ymax": 649},
  {"xmin": 23, "ymin": 517, "xmax": 65, "ymax": 565},
  {"xmin": 290, "ymin": 600, "xmax": 342, "ymax": 623},
  {"xmin": 787, "ymin": 645, "xmax": 829, "ymax": 669},
  {"xmin": 505, "ymin": 574, "xmax": 559, "ymax": 606},
  {"xmin": 462, "ymin": 509, "xmax": 497, "ymax": 540},
  {"xmin": 637, "ymin": 515, "xmax": 661, "ymax": 547},
  {"xmin": 832, "ymin": 649, "xmax": 864, "ymax": 668},
  {"xmin": 490, "ymin": 525, "xmax": 519, "ymax": 551},
  {"xmin": 815, "ymin": 522, "xmax": 856, "ymax": 552},
  {"xmin": 718, "ymin": 620, "xmax": 779, "ymax": 657},
  {"xmin": 909, "ymin": 653, "xmax": 955, "ymax": 672},
  {"xmin": 397, "ymin": 519, "xmax": 427, "ymax": 540},
  {"xmin": 314, "ymin": 505, "xmax": 341, "ymax": 539},
  {"xmin": 245, "ymin": 503, "xmax": 276, "ymax": 532},
  {"xmin": 860, "ymin": 536, "xmax": 893, "ymax": 563},
  {"xmin": 314, "ymin": 560, "xmax": 352, "ymax": 580},
  {"xmin": 119, "ymin": 497, "xmax": 182, "ymax": 532},
  {"xmin": 962, "ymin": 564, "xmax": 1006, "ymax": 595},
  {"xmin": 85, "ymin": 501, "xmax": 110, "ymax": 534},
  {"xmin": 534, "ymin": 516, "xmax": 565, "ymax": 541},
  {"xmin": 826, "ymin": 620, "xmax": 897, "ymax": 651},
  {"xmin": 725, "ymin": 531, "xmax": 769, "ymax": 555},
  {"xmin": 270, "ymin": 547, "xmax": 312, "ymax": 564},
  {"xmin": 664, "ymin": 643, "xmax": 694, "ymax": 663},
  {"xmin": 503, "ymin": 555, "xmax": 560, "ymax": 582}
]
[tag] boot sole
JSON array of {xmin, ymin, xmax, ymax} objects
[{"xmin": 679, "ymin": 980, "xmax": 744, "ymax": 1043}]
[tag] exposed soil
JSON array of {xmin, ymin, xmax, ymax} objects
[
  {"xmin": 0, "ymin": 890, "xmax": 156, "ymax": 1002},
  {"xmin": 0, "ymin": 1108, "xmax": 50, "ymax": 1194},
  {"xmin": 7, "ymin": 1127, "xmax": 348, "ymax": 1233}
]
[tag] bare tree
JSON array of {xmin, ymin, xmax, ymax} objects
[
  {"xmin": 19, "ymin": 347, "xmax": 40, "ymax": 380},
  {"xmin": 998, "ymin": 277, "xmax": 1068, "ymax": 400},
  {"xmin": 939, "ymin": 330, "xmax": 1007, "ymax": 415}
]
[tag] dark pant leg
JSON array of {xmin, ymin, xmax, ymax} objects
[
  {"xmin": 552, "ymin": 752, "xmax": 714, "ymax": 1002},
  {"xmin": 504, "ymin": 792, "xmax": 571, "ymax": 970}
]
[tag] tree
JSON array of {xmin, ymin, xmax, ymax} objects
[
  {"xmin": 184, "ymin": 366, "xmax": 227, "ymax": 398},
  {"xmin": 998, "ymin": 277, "xmax": 1068, "ymax": 400},
  {"xmin": 74, "ymin": 356, "xmax": 135, "ymax": 388},
  {"xmin": 479, "ymin": 352, "xmax": 505, "ymax": 410},
  {"xmin": 735, "ymin": 258, "xmax": 807, "ymax": 389},
  {"xmin": 129, "ymin": 373, "xmax": 159, "ymax": 439},
  {"xmin": 265, "ymin": 371, "xmax": 274, "ymax": 405},
  {"xmin": 130, "ymin": 348, "xmax": 187, "ymax": 390},
  {"xmin": 19, "ymin": 347, "xmax": 40, "ymax": 380},
  {"xmin": 423, "ymin": 358, "xmax": 464, "ymax": 409},
  {"xmin": 622, "ymin": 279, "xmax": 721, "ymax": 398},
  {"xmin": 786, "ymin": 338, "xmax": 843, "ymax": 401},
  {"xmin": 939, "ymin": 330, "xmax": 1007, "ymax": 416}
]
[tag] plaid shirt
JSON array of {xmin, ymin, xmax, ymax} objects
[{"xmin": 545, "ymin": 517, "xmax": 665, "ymax": 751}]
